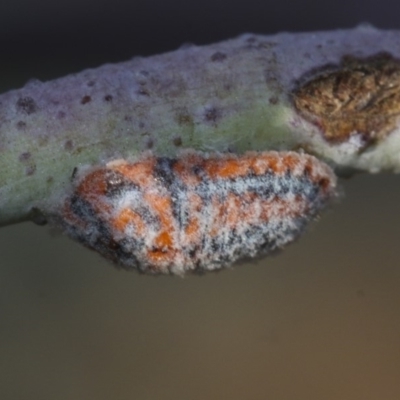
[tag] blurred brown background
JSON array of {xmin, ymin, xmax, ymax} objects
[{"xmin": 1, "ymin": 1, "xmax": 400, "ymax": 399}]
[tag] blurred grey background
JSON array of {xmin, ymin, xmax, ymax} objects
[{"xmin": 1, "ymin": 1, "xmax": 400, "ymax": 399}]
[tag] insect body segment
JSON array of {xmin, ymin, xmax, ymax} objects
[{"xmin": 61, "ymin": 151, "xmax": 336, "ymax": 275}]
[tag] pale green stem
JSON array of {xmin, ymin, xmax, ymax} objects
[{"xmin": 1, "ymin": 24, "xmax": 400, "ymax": 226}]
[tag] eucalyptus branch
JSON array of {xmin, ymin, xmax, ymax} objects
[{"xmin": 1, "ymin": 24, "xmax": 399, "ymax": 230}]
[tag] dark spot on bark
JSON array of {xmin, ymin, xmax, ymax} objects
[
  {"xmin": 176, "ymin": 112, "xmax": 193, "ymax": 126},
  {"xmin": 124, "ymin": 115, "xmax": 133, "ymax": 122},
  {"xmin": 16, "ymin": 97, "xmax": 38, "ymax": 115},
  {"xmin": 137, "ymin": 88, "xmax": 150, "ymax": 96},
  {"xmin": 144, "ymin": 137, "xmax": 154, "ymax": 149},
  {"xmin": 269, "ymin": 96, "xmax": 279, "ymax": 105},
  {"xmin": 64, "ymin": 140, "xmax": 74, "ymax": 151},
  {"xmin": 104, "ymin": 94, "xmax": 113, "ymax": 102},
  {"xmin": 223, "ymin": 83, "xmax": 232, "ymax": 93},
  {"xmin": 47, "ymin": 176, "xmax": 54, "ymax": 184},
  {"xmin": 138, "ymin": 121, "xmax": 145, "ymax": 129},
  {"xmin": 26, "ymin": 164, "xmax": 36, "ymax": 176},
  {"xmin": 57, "ymin": 111, "xmax": 66, "ymax": 119},
  {"xmin": 16, "ymin": 121, "xmax": 27, "ymax": 130},
  {"xmin": 204, "ymin": 107, "xmax": 221, "ymax": 124},
  {"xmin": 81, "ymin": 95, "xmax": 91, "ymax": 104},
  {"xmin": 87, "ymin": 80, "xmax": 96, "ymax": 87},
  {"xmin": 19, "ymin": 152, "xmax": 31, "ymax": 162},
  {"xmin": 211, "ymin": 52, "xmax": 227, "ymax": 62},
  {"xmin": 173, "ymin": 137, "xmax": 182, "ymax": 146},
  {"xmin": 293, "ymin": 53, "xmax": 400, "ymax": 148}
]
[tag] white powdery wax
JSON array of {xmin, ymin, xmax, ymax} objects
[{"xmin": 59, "ymin": 151, "xmax": 337, "ymax": 275}]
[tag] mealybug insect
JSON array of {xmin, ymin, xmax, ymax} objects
[{"xmin": 59, "ymin": 151, "xmax": 337, "ymax": 275}]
